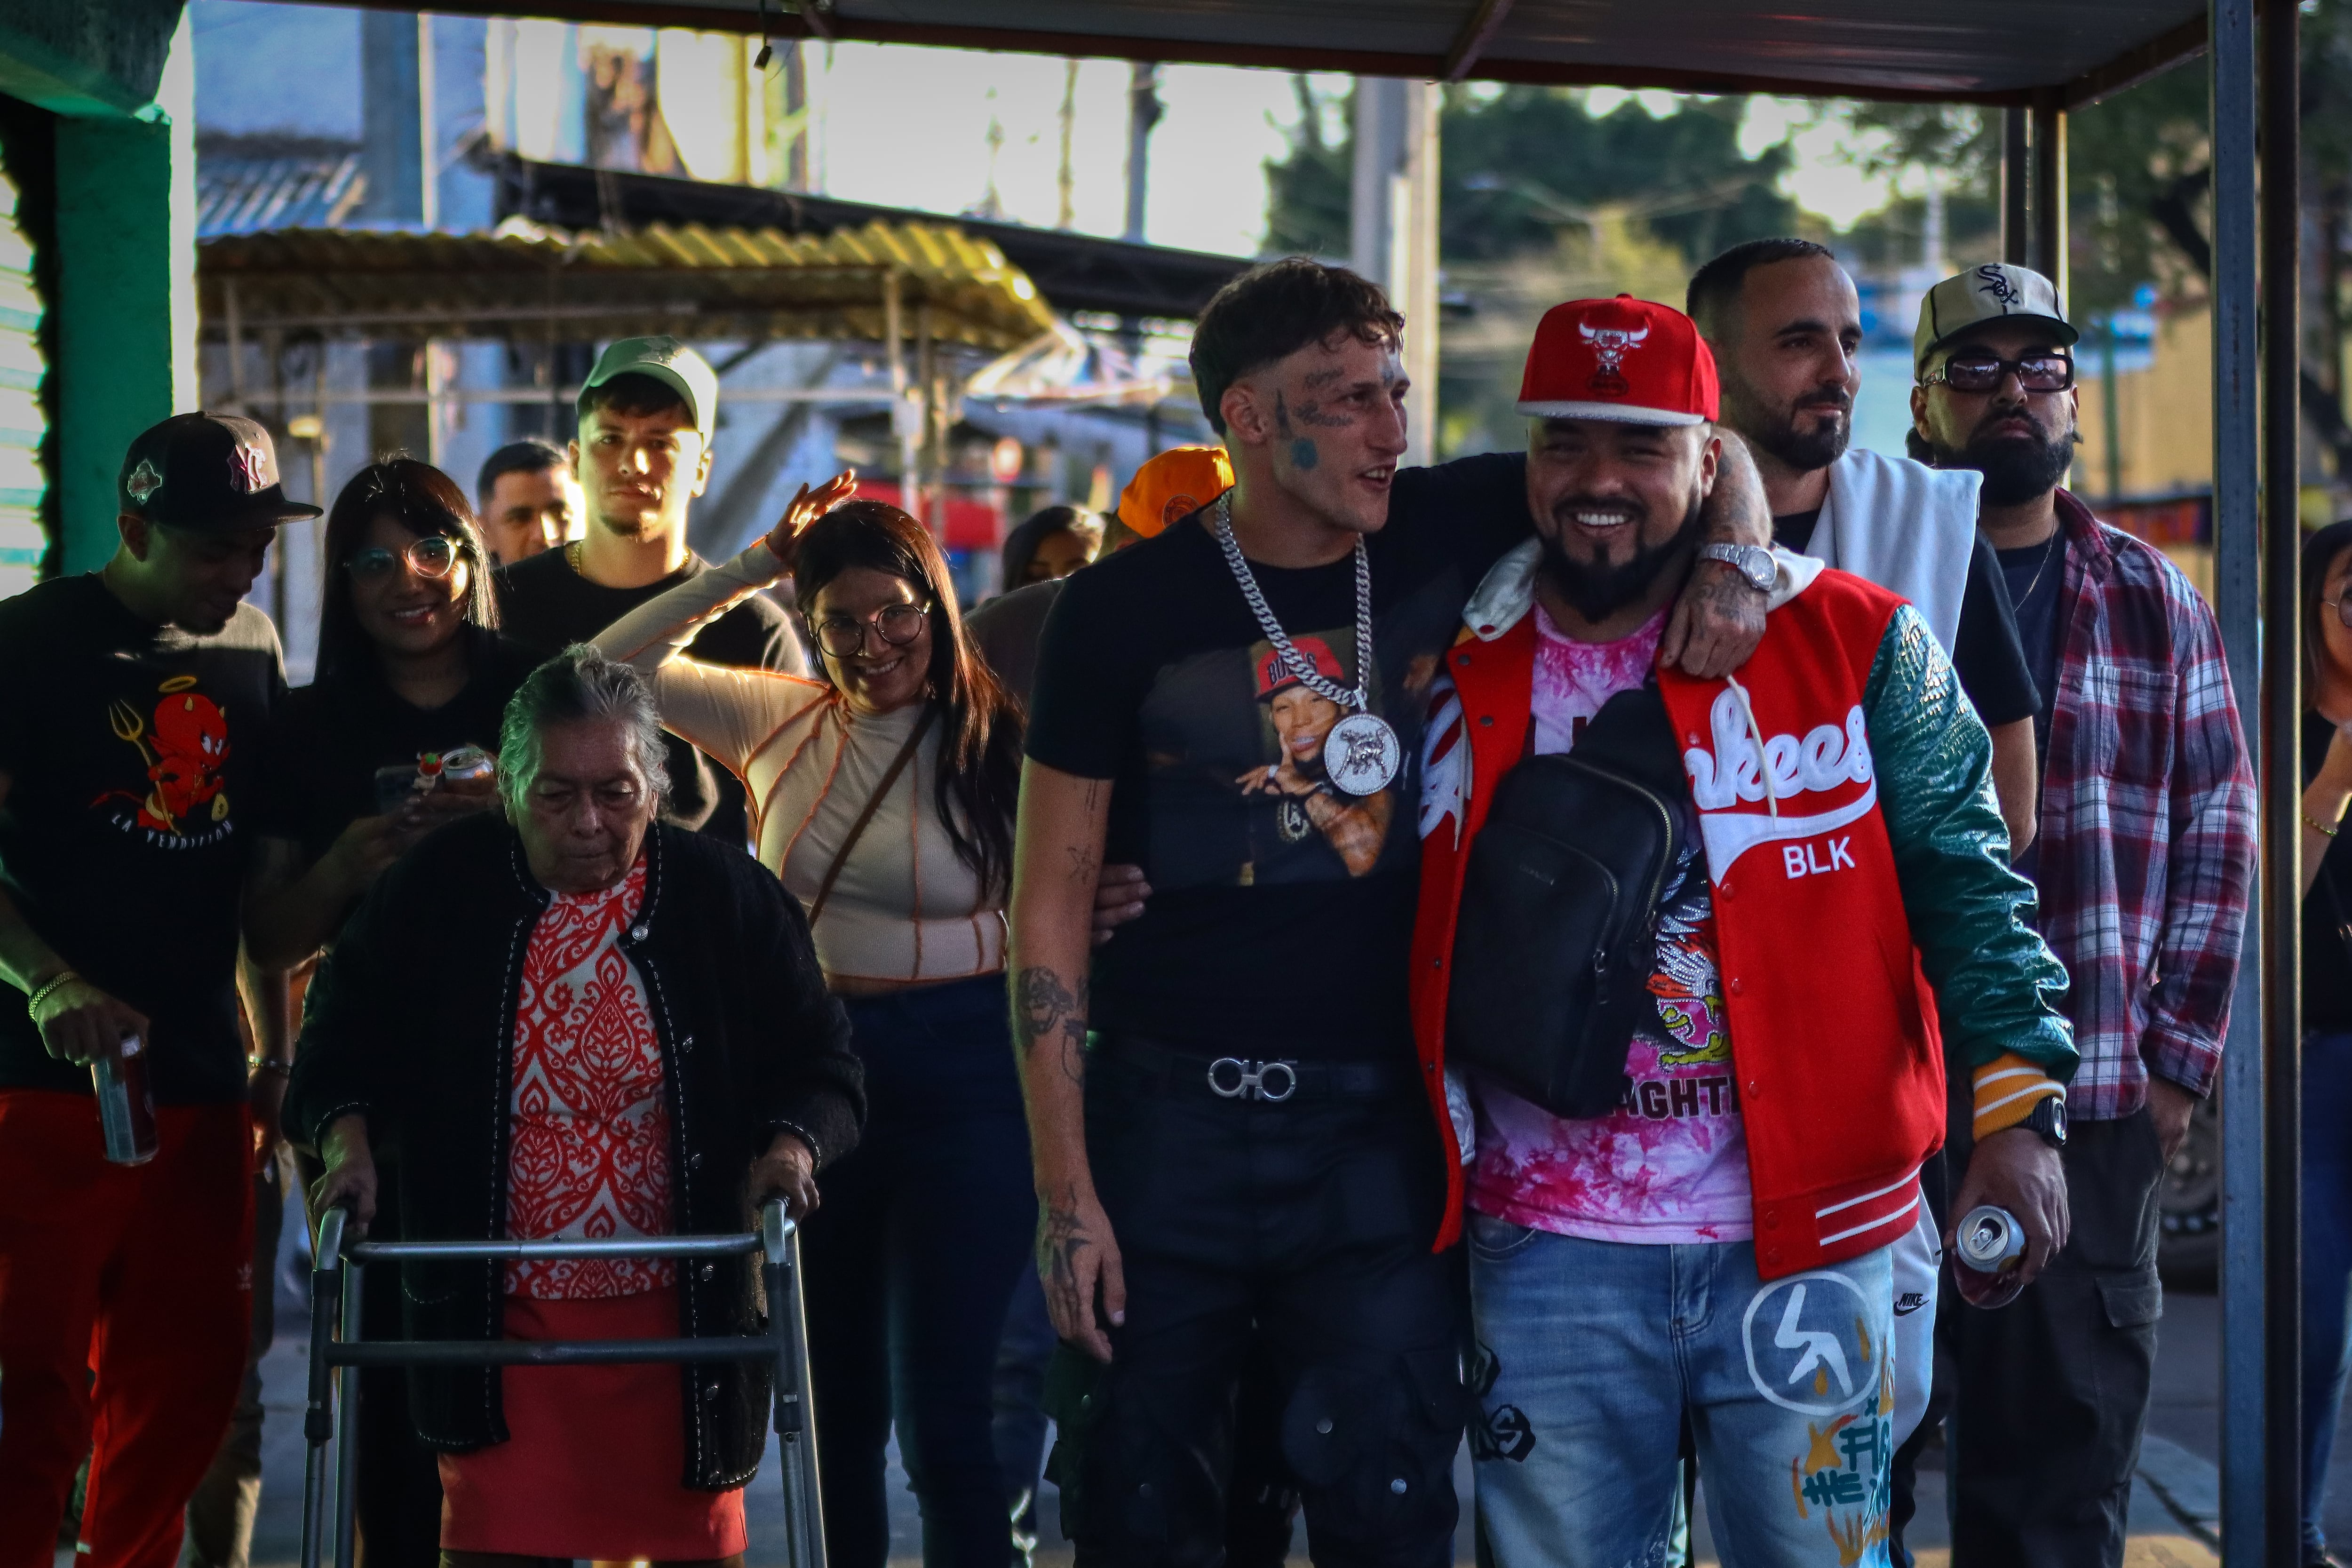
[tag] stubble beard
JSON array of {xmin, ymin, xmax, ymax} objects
[{"xmin": 1722, "ymin": 368, "xmax": 1851, "ymax": 477}]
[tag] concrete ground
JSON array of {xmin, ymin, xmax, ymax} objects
[{"xmin": 42, "ymin": 1190, "xmax": 2302, "ymax": 1567}]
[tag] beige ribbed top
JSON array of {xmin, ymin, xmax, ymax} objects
[{"xmin": 593, "ymin": 541, "xmax": 1003, "ymax": 983}]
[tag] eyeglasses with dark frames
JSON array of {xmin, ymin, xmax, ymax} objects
[
  {"xmin": 1922, "ymin": 353, "xmax": 2078, "ymax": 394},
  {"xmin": 346, "ymin": 535, "xmax": 461, "ymax": 581},
  {"xmin": 814, "ymin": 601, "xmax": 932, "ymax": 659}
]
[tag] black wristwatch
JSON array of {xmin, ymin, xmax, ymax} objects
[{"xmin": 2020, "ymin": 1094, "xmax": 2068, "ymax": 1150}]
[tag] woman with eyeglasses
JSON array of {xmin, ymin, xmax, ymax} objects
[
  {"xmin": 246, "ymin": 457, "xmax": 536, "ymax": 969},
  {"xmin": 244, "ymin": 456, "xmax": 536, "ymax": 1568},
  {"xmin": 594, "ymin": 476, "xmax": 1032, "ymax": 1568},
  {"xmin": 2296, "ymin": 519, "xmax": 2352, "ymax": 1568}
]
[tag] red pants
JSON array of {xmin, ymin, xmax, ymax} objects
[{"xmin": 0, "ymin": 1090, "xmax": 254, "ymax": 1568}]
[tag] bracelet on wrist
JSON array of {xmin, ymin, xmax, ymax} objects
[
  {"xmin": 25, "ymin": 970, "xmax": 79, "ymax": 1018},
  {"xmin": 2308, "ymin": 812, "xmax": 2343, "ymax": 840},
  {"xmin": 247, "ymin": 1056, "xmax": 293, "ymax": 1078}
]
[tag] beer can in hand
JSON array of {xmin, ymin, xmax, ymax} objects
[
  {"xmin": 1952, "ymin": 1204, "xmax": 2027, "ymax": 1308},
  {"xmin": 92, "ymin": 1035, "xmax": 159, "ymax": 1166}
]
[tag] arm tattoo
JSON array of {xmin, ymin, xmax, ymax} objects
[
  {"xmin": 1012, "ymin": 964, "xmax": 1089, "ymax": 1085},
  {"xmin": 1039, "ymin": 1190, "xmax": 1094, "ymax": 1297},
  {"xmin": 1066, "ymin": 844, "xmax": 1101, "ymax": 885}
]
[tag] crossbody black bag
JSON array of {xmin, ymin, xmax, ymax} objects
[{"xmin": 1446, "ymin": 681, "xmax": 1690, "ymax": 1118}]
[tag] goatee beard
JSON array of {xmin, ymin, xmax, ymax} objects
[
  {"xmin": 1936, "ymin": 424, "xmax": 2080, "ymax": 506},
  {"xmin": 1540, "ymin": 496, "xmax": 1708, "ymax": 623}
]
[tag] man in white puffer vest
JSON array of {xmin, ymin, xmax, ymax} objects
[{"xmin": 1686, "ymin": 240, "xmax": 2049, "ymax": 1563}]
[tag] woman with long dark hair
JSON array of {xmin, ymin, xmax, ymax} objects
[
  {"xmin": 244, "ymin": 455, "xmax": 539, "ymax": 1568},
  {"xmin": 595, "ymin": 476, "xmax": 1031, "ymax": 1568},
  {"xmin": 2296, "ymin": 518, "xmax": 2352, "ymax": 1568},
  {"xmin": 998, "ymin": 504, "xmax": 1101, "ymax": 592},
  {"xmin": 246, "ymin": 457, "xmax": 534, "ymax": 966}
]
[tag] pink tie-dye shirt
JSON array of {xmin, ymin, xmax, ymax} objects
[{"xmin": 1464, "ymin": 605, "xmax": 1755, "ymax": 1244}]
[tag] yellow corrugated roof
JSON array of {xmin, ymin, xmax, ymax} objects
[{"xmin": 197, "ymin": 218, "xmax": 1057, "ymax": 351}]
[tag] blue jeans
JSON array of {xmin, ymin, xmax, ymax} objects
[
  {"xmin": 803, "ymin": 976, "xmax": 1037, "ymax": 1568},
  {"xmin": 1468, "ymin": 1215, "xmax": 1895, "ymax": 1568},
  {"xmin": 2304, "ymin": 1031, "xmax": 2352, "ymax": 1557}
]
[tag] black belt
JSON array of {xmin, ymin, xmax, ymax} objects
[{"xmin": 1090, "ymin": 1035, "xmax": 1422, "ymax": 1104}]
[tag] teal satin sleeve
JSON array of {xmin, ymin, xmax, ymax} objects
[{"xmin": 1865, "ymin": 605, "xmax": 2079, "ymax": 1080}]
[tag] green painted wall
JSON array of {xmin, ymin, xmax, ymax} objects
[
  {"xmin": 0, "ymin": 0, "xmax": 192, "ymax": 574},
  {"xmin": 53, "ymin": 10, "xmax": 195, "ymax": 572}
]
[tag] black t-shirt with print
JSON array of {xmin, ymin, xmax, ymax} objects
[
  {"xmin": 1026, "ymin": 454, "xmax": 1531, "ymax": 1061},
  {"xmin": 494, "ymin": 549, "xmax": 805, "ymax": 845},
  {"xmin": 251, "ymin": 630, "xmax": 540, "ymax": 866},
  {"xmin": 0, "ymin": 575, "xmax": 286, "ymax": 1105}
]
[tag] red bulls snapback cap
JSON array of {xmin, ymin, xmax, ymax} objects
[{"xmin": 1517, "ymin": 294, "xmax": 1718, "ymax": 426}]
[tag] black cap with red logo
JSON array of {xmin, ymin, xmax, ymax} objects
[{"xmin": 118, "ymin": 413, "xmax": 323, "ymax": 532}]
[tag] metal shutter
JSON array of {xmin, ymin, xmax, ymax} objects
[{"xmin": 0, "ymin": 164, "xmax": 43, "ymax": 597}]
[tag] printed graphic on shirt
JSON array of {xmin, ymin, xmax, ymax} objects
[
  {"xmin": 91, "ymin": 675, "xmax": 236, "ymax": 846},
  {"xmin": 507, "ymin": 859, "xmax": 675, "ymax": 1299},
  {"xmin": 1446, "ymin": 605, "xmax": 1754, "ymax": 1243},
  {"xmin": 1142, "ymin": 624, "xmax": 1416, "ymax": 889}
]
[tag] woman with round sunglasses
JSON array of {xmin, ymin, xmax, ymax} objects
[
  {"xmin": 243, "ymin": 457, "xmax": 538, "ymax": 1568},
  {"xmin": 594, "ymin": 477, "xmax": 1032, "ymax": 1568},
  {"xmin": 246, "ymin": 457, "xmax": 536, "ymax": 970}
]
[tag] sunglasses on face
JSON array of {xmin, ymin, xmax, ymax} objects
[
  {"xmin": 1923, "ymin": 353, "xmax": 2078, "ymax": 394},
  {"xmin": 814, "ymin": 602, "xmax": 931, "ymax": 659},
  {"xmin": 346, "ymin": 535, "xmax": 461, "ymax": 581}
]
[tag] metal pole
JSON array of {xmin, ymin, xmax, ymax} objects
[
  {"xmin": 2001, "ymin": 106, "xmax": 2031, "ymax": 267},
  {"xmin": 334, "ymin": 1251, "xmax": 364, "ymax": 1568},
  {"xmin": 2261, "ymin": 0, "xmax": 2304, "ymax": 1559},
  {"xmin": 764, "ymin": 1201, "xmax": 828, "ymax": 1568},
  {"xmin": 2030, "ymin": 99, "xmax": 2068, "ymax": 307},
  {"xmin": 886, "ymin": 270, "xmax": 916, "ymax": 516},
  {"xmin": 299, "ymin": 1208, "xmax": 348, "ymax": 1568},
  {"xmin": 918, "ymin": 303, "xmax": 938, "ymax": 538},
  {"xmin": 2211, "ymin": 0, "xmax": 2266, "ymax": 1553},
  {"xmin": 225, "ymin": 279, "xmax": 246, "ymax": 412}
]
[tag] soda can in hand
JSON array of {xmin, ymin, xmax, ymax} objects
[
  {"xmin": 93, "ymin": 1035, "xmax": 159, "ymax": 1166},
  {"xmin": 1953, "ymin": 1204, "xmax": 2027, "ymax": 1308}
]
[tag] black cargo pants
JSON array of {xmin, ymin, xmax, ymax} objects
[
  {"xmin": 1944, "ymin": 1105, "xmax": 2168, "ymax": 1568},
  {"xmin": 1045, "ymin": 1042, "xmax": 1469, "ymax": 1568}
]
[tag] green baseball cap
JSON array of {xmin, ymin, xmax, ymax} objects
[{"xmin": 577, "ymin": 336, "xmax": 717, "ymax": 438}]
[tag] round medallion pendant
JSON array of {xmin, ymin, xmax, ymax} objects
[{"xmin": 1323, "ymin": 712, "xmax": 1401, "ymax": 796}]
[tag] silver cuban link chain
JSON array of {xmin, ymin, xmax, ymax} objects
[
  {"xmin": 1210, "ymin": 491, "xmax": 1372, "ymax": 713},
  {"xmin": 1209, "ymin": 491, "xmax": 1401, "ymax": 797}
]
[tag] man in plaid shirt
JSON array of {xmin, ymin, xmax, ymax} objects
[{"xmin": 1907, "ymin": 264, "xmax": 2256, "ymax": 1568}]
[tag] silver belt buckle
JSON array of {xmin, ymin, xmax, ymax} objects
[{"xmin": 1208, "ymin": 1057, "xmax": 1299, "ymax": 1103}]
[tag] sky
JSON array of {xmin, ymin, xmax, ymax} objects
[
  {"xmin": 809, "ymin": 46, "xmax": 1916, "ymax": 259},
  {"xmin": 184, "ymin": 6, "xmax": 1921, "ymax": 259}
]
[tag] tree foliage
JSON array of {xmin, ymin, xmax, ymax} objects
[{"xmin": 1265, "ymin": 82, "xmax": 1802, "ymax": 269}]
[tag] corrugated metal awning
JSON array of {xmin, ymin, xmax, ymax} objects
[
  {"xmin": 197, "ymin": 218, "xmax": 1061, "ymax": 350},
  {"xmin": 302, "ymin": 0, "xmax": 2205, "ymax": 107}
]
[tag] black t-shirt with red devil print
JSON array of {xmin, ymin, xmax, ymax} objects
[{"xmin": 0, "ymin": 574, "xmax": 285, "ymax": 1105}]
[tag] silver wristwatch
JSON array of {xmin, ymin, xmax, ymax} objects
[{"xmin": 1699, "ymin": 542, "xmax": 1776, "ymax": 593}]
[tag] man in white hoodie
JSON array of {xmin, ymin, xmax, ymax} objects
[
  {"xmin": 1689, "ymin": 239, "xmax": 2048, "ymax": 1567},
  {"xmin": 1687, "ymin": 239, "xmax": 2041, "ymax": 853}
]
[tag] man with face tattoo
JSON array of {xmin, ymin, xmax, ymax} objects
[{"xmin": 1909, "ymin": 264, "xmax": 2255, "ymax": 1568}]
